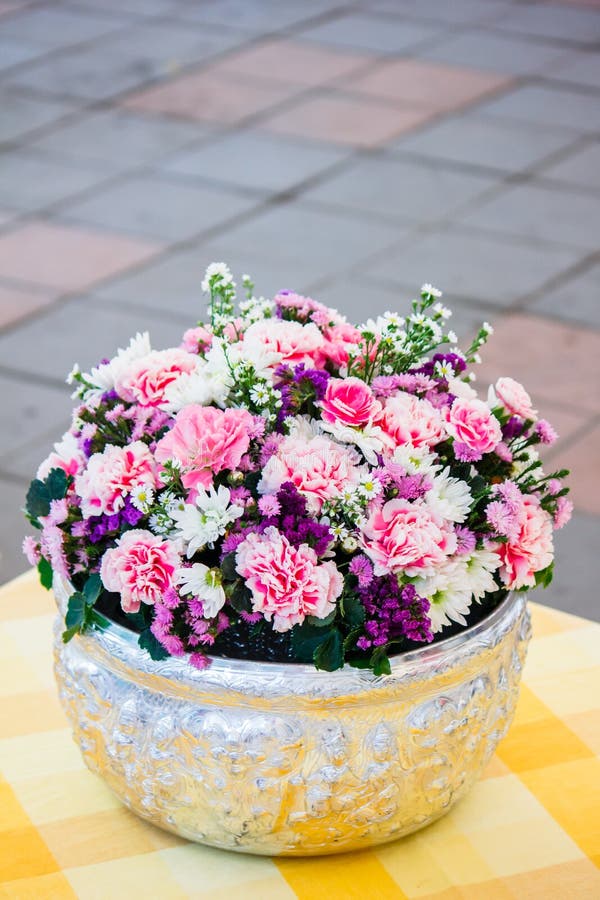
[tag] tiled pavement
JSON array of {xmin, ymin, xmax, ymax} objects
[{"xmin": 0, "ymin": 0, "xmax": 598, "ymax": 621}]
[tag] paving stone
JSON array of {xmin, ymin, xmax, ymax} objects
[
  {"xmin": 303, "ymin": 156, "xmax": 495, "ymax": 223},
  {"xmin": 361, "ymin": 227, "xmax": 582, "ymax": 308},
  {"xmin": 474, "ymin": 313, "xmax": 600, "ymax": 415},
  {"xmin": 551, "ymin": 50, "xmax": 600, "ymax": 90},
  {"xmin": 528, "ymin": 262, "xmax": 600, "ymax": 329},
  {"xmin": 0, "ymin": 371, "xmax": 71, "ymax": 458},
  {"xmin": 26, "ymin": 110, "xmax": 212, "ymax": 172},
  {"xmin": 549, "ymin": 426, "xmax": 600, "ymax": 517},
  {"xmin": 0, "ymin": 6, "xmax": 127, "ymax": 49},
  {"xmin": 0, "ymin": 222, "xmax": 161, "ymax": 292},
  {"xmin": 73, "ymin": 0, "xmax": 179, "ymax": 17},
  {"xmin": 0, "ymin": 36, "xmax": 49, "ymax": 71},
  {"xmin": 458, "ymin": 182, "xmax": 600, "ymax": 250},
  {"xmin": 347, "ymin": 59, "xmax": 511, "ymax": 113},
  {"xmin": 123, "ymin": 69, "xmax": 301, "ymax": 125},
  {"xmin": 493, "ymin": 3, "xmax": 600, "ymax": 44},
  {"xmin": 59, "ymin": 174, "xmax": 260, "ymax": 242},
  {"xmin": 174, "ymin": 0, "xmax": 348, "ymax": 31},
  {"xmin": 194, "ymin": 202, "xmax": 404, "ymax": 291},
  {"xmin": 418, "ymin": 30, "xmax": 567, "ymax": 75},
  {"xmin": 538, "ymin": 511, "xmax": 600, "ymax": 620},
  {"xmin": 0, "ymin": 150, "xmax": 111, "ymax": 212},
  {"xmin": 0, "ymin": 282, "xmax": 57, "ymax": 331},
  {"xmin": 91, "ymin": 245, "xmax": 214, "ymax": 319},
  {"xmin": 0, "ymin": 476, "xmax": 36, "ymax": 583},
  {"xmin": 539, "ymin": 142, "xmax": 600, "ymax": 190},
  {"xmin": 370, "ymin": 0, "xmax": 513, "ymax": 25},
  {"xmin": 211, "ymin": 38, "xmax": 373, "ymax": 87},
  {"xmin": 7, "ymin": 21, "xmax": 246, "ymax": 100},
  {"xmin": 0, "ymin": 91, "xmax": 75, "ymax": 143},
  {"xmin": 390, "ymin": 114, "xmax": 579, "ymax": 173},
  {"xmin": 0, "ymin": 300, "xmax": 185, "ymax": 383},
  {"xmin": 159, "ymin": 131, "xmax": 348, "ymax": 193},
  {"xmin": 299, "ymin": 12, "xmax": 443, "ymax": 54},
  {"xmin": 475, "ymin": 84, "xmax": 600, "ymax": 133},
  {"xmin": 261, "ymin": 93, "xmax": 436, "ymax": 148}
]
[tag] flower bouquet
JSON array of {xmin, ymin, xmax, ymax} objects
[{"xmin": 24, "ymin": 264, "xmax": 571, "ymax": 854}]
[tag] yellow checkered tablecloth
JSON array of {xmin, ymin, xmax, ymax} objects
[{"xmin": 0, "ymin": 571, "xmax": 598, "ymax": 899}]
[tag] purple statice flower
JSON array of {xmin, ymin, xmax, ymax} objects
[
  {"xmin": 417, "ymin": 352, "xmax": 467, "ymax": 379},
  {"xmin": 356, "ymin": 578, "xmax": 433, "ymax": 650},
  {"xmin": 261, "ymin": 482, "xmax": 333, "ymax": 557},
  {"xmin": 101, "ymin": 388, "xmax": 119, "ymax": 402},
  {"xmin": 455, "ymin": 526, "xmax": 476, "ymax": 555},
  {"xmin": 122, "ymin": 497, "xmax": 144, "ymax": 527},
  {"xmin": 535, "ymin": 419, "xmax": 558, "ymax": 446},
  {"xmin": 454, "ymin": 442, "xmax": 482, "ymax": 463},
  {"xmin": 502, "ymin": 416, "xmax": 526, "ymax": 440},
  {"xmin": 349, "ymin": 554, "xmax": 374, "ymax": 589},
  {"xmin": 82, "ymin": 437, "xmax": 95, "ymax": 458},
  {"xmin": 274, "ymin": 364, "xmax": 330, "ymax": 427}
]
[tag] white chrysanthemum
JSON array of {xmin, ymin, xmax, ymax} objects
[
  {"xmin": 175, "ymin": 563, "xmax": 226, "ymax": 618},
  {"xmin": 414, "ymin": 561, "xmax": 473, "ymax": 633},
  {"xmin": 447, "ymin": 376, "xmax": 477, "ymax": 400},
  {"xmin": 462, "ymin": 549, "xmax": 500, "ymax": 601},
  {"xmin": 358, "ymin": 474, "xmax": 383, "ymax": 500},
  {"xmin": 83, "ymin": 332, "xmax": 151, "ymax": 393},
  {"xmin": 422, "ymin": 283, "xmax": 442, "ymax": 298},
  {"xmin": 320, "ymin": 419, "xmax": 388, "ymax": 466},
  {"xmin": 426, "ymin": 468, "xmax": 472, "ymax": 523},
  {"xmin": 160, "ymin": 360, "xmax": 213, "ymax": 413},
  {"xmin": 392, "ymin": 444, "xmax": 440, "ymax": 477},
  {"xmin": 171, "ymin": 485, "xmax": 243, "ymax": 558},
  {"xmin": 130, "ymin": 483, "xmax": 154, "ymax": 514}
]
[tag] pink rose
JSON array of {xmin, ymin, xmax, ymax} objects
[
  {"xmin": 116, "ymin": 348, "xmax": 197, "ymax": 407},
  {"xmin": 75, "ymin": 441, "xmax": 158, "ymax": 518},
  {"xmin": 155, "ymin": 405, "xmax": 253, "ymax": 496},
  {"xmin": 361, "ymin": 499, "xmax": 456, "ymax": 577},
  {"xmin": 258, "ymin": 434, "xmax": 361, "ymax": 513},
  {"xmin": 378, "ymin": 393, "xmax": 445, "ymax": 449},
  {"xmin": 242, "ymin": 319, "xmax": 324, "ymax": 368},
  {"xmin": 445, "ymin": 398, "xmax": 502, "ymax": 457},
  {"xmin": 100, "ymin": 529, "xmax": 181, "ymax": 613},
  {"xmin": 492, "ymin": 494, "xmax": 553, "ymax": 589},
  {"xmin": 181, "ymin": 326, "xmax": 213, "ymax": 354},
  {"xmin": 235, "ymin": 527, "xmax": 342, "ymax": 631},
  {"xmin": 321, "ymin": 377, "xmax": 382, "ymax": 428},
  {"xmin": 37, "ymin": 431, "xmax": 86, "ymax": 480},
  {"xmin": 494, "ymin": 377, "xmax": 537, "ymax": 421}
]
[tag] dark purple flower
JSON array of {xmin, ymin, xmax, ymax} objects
[{"xmin": 355, "ymin": 577, "xmax": 433, "ymax": 651}]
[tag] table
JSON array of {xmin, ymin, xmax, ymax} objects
[{"xmin": 1, "ymin": 571, "xmax": 598, "ymax": 899}]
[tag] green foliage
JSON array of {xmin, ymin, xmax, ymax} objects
[
  {"xmin": 341, "ymin": 593, "xmax": 366, "ymax": 628},
  {"xmin": 370, "ymin": 647, "xmax": 392, "ymax": 677},
  {"xmin": 138, "ymin": 628, "xmax": 170, "ymax": 661},
  {"xmin": 61, "ymin": 573, "xmax": 104, "ymax": 643},
  {"xmin": 313, "ymin": 629, "xmax": 344, "ymax": 672},
  {"xmin": 37, "ymin": 557, "xmax": 53, "ymax": 591},
  {"xmin": 535, "ymin": 563, "xmax": 554, "ymax": 589},
  {"xmin": 26, "ymin": 467, "xmax": 70, "ymax": 524}
]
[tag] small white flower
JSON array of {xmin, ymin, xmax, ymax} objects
[
  {"xmin": 66, "ymin": 363, "xmax": 80, "ymax": 385},
  {"xmin": 130, "ymin": 483, "xmax": 154, "ymax": 514},
  {"xmin": 422, "ymin": 283, "xmax": 442, "ymax": 298},
  {"xmin": 175, "ymin": 564, "xmax": 226, "ymax": 618},
  {"xmin": 172, "ymin": 485, "xmax": 243, "ymax": 558},
  {"xmin": 434, "ymin": 359, "xmax": 455, "ymax": 380},
  {"xmin": 202, "ymin": 262, "xmax": 234, "ymax": 293},
  {"xmin": 482, "ymin": 322, "xmax": 494, "ymax": 335},
  {"xmin": 342, "ymin": 535, "xmax": 359, "ymax": 553},
  {"xmin": 359, "ymin": 475, "xmax": 382, "ymax": 500},
  {"xmin": 473, "ymin": 352, "xmax": 482, "ymax": 364},
  {"xmin": 250, "ymin": 384, "xmax": 271, "ymax": 406},
  {"xmin": 447, "ymin": 330, "xmax": 458, "ymax": 344},
  {"xmin": 433, "ymin": 302, "xmax": 451, "ymax": 319}
]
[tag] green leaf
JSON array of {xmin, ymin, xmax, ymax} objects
[
  {"xmin": 228, "ymin": 581, "xmax": 253, "ymax": 613},
  {"xmin": 46, "ymin": 467, "xmax": 69, "ymax": 501},
  {"xmin": 37, "ymin": 557, "xmax": 53, "ymax": 591},
  {"xmin": 291, "ymin": 622, "xmax": 330, "ymax": 663},
  {"xmin": 313, "ymin": 629, "xmax": 344, "ymax": 672},
  {"xmin": 220, "ymin": 553, "xmax": 238, "ymax": 582},
  {"xmin": 535, "ymin": 563, "xmax": 554, "ymax": 589},
  {"xmin": 62, "ymin": 592, "xmax": 93, "ymax": 643},
  {"xmin": 25, "ymin": 479, "xmax": 50, "ymax": 519},
  {"xmin": 371, "ymin": 647, "xmax": 391, "ymax": 677},
  {"xmin": 306, "ymin": 609, "xmax": 336, "ymax": 628},
  {"xmin": 342, "ymin": 593, "xmax": 365, "ymax": 628},
  {"xmin": 138, "ymin": 628, "xmax": 170, "ymax": 661},
  {"xmin": 83, "ymin": 573, "xmax": 102, "ymax": 606}
]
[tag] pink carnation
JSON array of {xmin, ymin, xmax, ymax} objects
[
  {"xmin": 495, "ymin": 377, "xmax": 537, "ymax": 421},
  {"xmin": 445, "ymin": 398, "xmax": 502, "ymax": 457},
  {"xmin": 37, "ymin": 431, "xmax": 86, "ymax": 480},
  {"xmin": 554, "ymin": 497, "xmax": 573, "ymax": 530},
  {"xmin": 116, "ymin": 348, "xmax": 197, "ymax": 407},
  {"xmin": 258, "ymin": 434, "xmax": 361, "ymax": 514},
  {"xmin": 361, "ymin": 499, "xmax": 456, "ymax": 577},
  {"xmin": 235, "ymin": 527, "xmax": 342, "ymax": 631},
  {"xmin": 318, "ymin": 322, "xmax": 362, "ymax": 368},
  {"xmin": 181, "ymin": 326, "xmax": 213, "ymax": 354},
  {"xmin": 155, "ymin": 405, "xmax": 253, "ymax": 495},
  {"xmin": 243, "ymin": 319, "xmax": 325, "ymax": 368},
  {"xmin": 378, "ymin": 393, "xmax": 445, "ymax": 449},
  {"xmin": 100, "ymin": 529, "xmax": 181, "ymax": 614},
  {"xmin": 75, "ymin": 441, "xmax": 157, "ymax": 518},
  {"xmin": 492, "ymin": 494, "xmax": 554, "ymax": 589},
  {"xmin": 321, "ymin": 377, "xmax": 382, "ymax": 428}
]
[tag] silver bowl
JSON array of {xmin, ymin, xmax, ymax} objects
[{"xmin": 53, "ymin": 580, "xmax": 530, "ymax": 856}]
